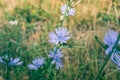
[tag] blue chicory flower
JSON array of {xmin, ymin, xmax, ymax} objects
[
  {"xmin": 49, "ymin": 27, "xmax": 71, "ymax": 45},
  {"xmin": 104, "ymin": 30, "xmax": 120, "ymax": 68},
  {"xmin": 28, "ymin": 57, "xmax": 45, "ymax": 70},
  {"xmin": 48, "ymin": 47, "xmax": 63, "ymax": 70},
  {"xmin": 111, "ymin": 52, "xmax": 120, "ymax": 68},
  {"xmin": 9, "ymin": 58, "xmax": 23, "ymax": 65},
  {"xmin": 0, "ymin": 56, "xmax": 23, "ymax": 66},
  {"xmin": 103, "ymin": 30, "xmax": 119, "ymax": 54},
  {"xmin": 61, "ymin": 4, "xmax": 75, "ymax": 16}
]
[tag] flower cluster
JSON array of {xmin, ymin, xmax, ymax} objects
[
  {"xmin": 61, "ymin": 4, "xmax": 75, "ymax": 16},
  {"xmin": 27, "ymin": 3, "xmax": 73, "ymax": 71},
  {"xmin": 48, "ymin": 27, "xmax": 71, "ymax": 70},
  {"xmin": 48, "ymin": 3, "xmax": 73, "ymax": 70},
  {"xmin": 27, "ymin": 47, "xmax": 64, "ymax": 70},
  {"xmin": 104, "ymin": 30, "xmax": 120, "ymax": 67}
]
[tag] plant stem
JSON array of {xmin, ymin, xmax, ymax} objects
[
  {"xmin": 48, "ymin": 64, "xmax": 53, "ymax": 80},
  {"xmin": 94, "ymin": 36, "xmax": 107, "ymax": 49},
  {"xmin": 6, "ymin": 64, "xmax": 10, "ymax": 80}
]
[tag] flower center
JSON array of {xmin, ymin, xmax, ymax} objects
[{"xmin": 58, "ymin": 34, "xmax": 64, "ymax": 41}]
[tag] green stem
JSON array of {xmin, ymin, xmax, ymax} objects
[
  {"xmin": 94, "ymin": 36, "xmax": 107, "ymax": 49},
  {"xmin": 95, "ymin": 34, "xmax": 120, "ymax": 80},
  {"xmin": 6, "ymin": 42, "xmax": 11, "ymax": 80},
  {"xmin": 48, "ymin": 64, "xmax": 53, "ymax": 80},
  {"xmin": 33, "ymin": 47, "xmax": 41, "ymax": 57},
  {"xmin": 6, "ymin": 64, "xmax": 10, "ymax": 80},
  {"xmin": 54, "ymin": 69, "xmax": 60, "ymax": 80}
]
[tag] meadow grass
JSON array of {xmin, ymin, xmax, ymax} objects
[{"xmin": 0, "ymin": 0, "xmax": 120, "ymax": 80}]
